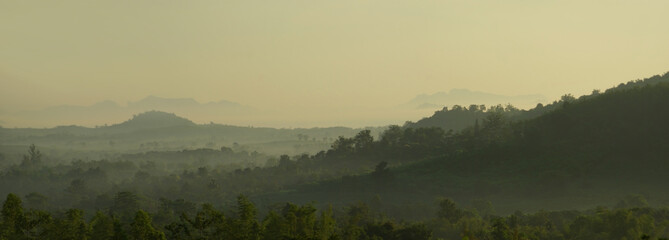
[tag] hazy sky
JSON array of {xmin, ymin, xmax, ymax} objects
[{"xmin": 1, "ymin": 1, "xmax": 668, "ymax": 127}]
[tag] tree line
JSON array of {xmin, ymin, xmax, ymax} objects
[{"xmin": 3, "ymin": 193, "xmax": 669, "ymax": 240}]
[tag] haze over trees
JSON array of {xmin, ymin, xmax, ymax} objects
[{"xmin": 1, "ymin": 71, "xmax": 669, "ymax": 239}]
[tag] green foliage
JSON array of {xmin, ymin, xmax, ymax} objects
[
  {"xmin": 166, "ymin": 203, "xmax": 226, "ymax": 239},
  {"xmin": 90, "ymin": 211, "xmax": 115, "ymax": 240},
  {"xmin": 3, "ymin": 193, "xmax": 669, "ymax": 240},
  {"xmin": 228, "ymin": 195, "xmax": 260, "ymax": 240},
  {"xmin": 51, "ymin": 209, "xmax": 89, "ymax": 240},
  {"xmin": 1, "ymin": 193, "xmax": 25, "ymax": 239},
  {"xmin": 112, "ymin": 217, "xmax": 128, "ymax": 240},
  {"xmin": 129, "ymin": 210, "xmax": 165, "ymax": 240},
  {"xmin": 315, "ymin": 205, "xmax": 337, "ymax": 240},
  {"xmin": 490, "ymin": 217, "xmax": 511, "ymax": 240},
  {"xmin": 395, "ymin": 223, "xmax": 432, "ymax": 240}
]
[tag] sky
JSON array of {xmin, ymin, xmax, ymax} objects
[{"xmin": 1, "ymin": 1, "xmax": 668, "ymax": 128}]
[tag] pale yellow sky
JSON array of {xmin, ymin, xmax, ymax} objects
[{"xmin": 1, "ymin": 1, "xmax": 668, "ymax": 127}]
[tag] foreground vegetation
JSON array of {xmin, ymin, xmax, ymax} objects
[{"xmin": 2, "ymin": 193, "xmax": 669, "ymax": 240}]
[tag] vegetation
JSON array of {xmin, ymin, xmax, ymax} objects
[{"xmin": 3, "ymin": 193, "xmax": 669, "ymax": 240}]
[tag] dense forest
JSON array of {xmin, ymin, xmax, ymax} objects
[{"xmin": 1, "ymin": 72, "xmax": 669, "ymax": 239}]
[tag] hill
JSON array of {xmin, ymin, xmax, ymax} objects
[
  {"xmin": 405, "ymin": 72, "xmax": 669, "ymax": 132},
  {"xmin": 107, "ymin": 111, "xmax": 196, "ymax": 131},
  {"xmin": 266, "ymin": 74, "xmax": 669, "ymax": 214}
]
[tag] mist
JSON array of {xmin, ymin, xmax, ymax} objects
[{"xmin": 2, "ymin": 1, "xmax": 669, "ymax": 239}]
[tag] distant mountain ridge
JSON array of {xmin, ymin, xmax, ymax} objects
[
  {"xmin": 5, "ymin": 96, "xmax": 256, "ymax": 128},
  {"xmin": 128, "ymin": 96, "xmax": 250, "ymax": 111},
  {"xmin": 406, "ymin": 88, "xmax": 546, "ymax": 110}
]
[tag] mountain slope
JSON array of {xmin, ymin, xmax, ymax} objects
[
  {"xmin": 267, "ymin": 78, "xmax": 669, "ymax": 213},
  {"xmin": 406, "ymin": 72, "xmax": 669, "ymax": 132}
]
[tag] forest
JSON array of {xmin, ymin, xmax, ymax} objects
[{"xmin": 1, "ymin": 72, "xmax": 669, "ymax": 239}]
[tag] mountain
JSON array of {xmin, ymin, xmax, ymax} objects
[
  {"xmin": 108, "ymin": 111, "xmax": 196, "ymax": 131},
  {"xmin": 406, "ymin": 88, "xmax": 546, "ymax": 110},
  {"xmin": 127, "ymin": 95, "xmax": 252, "ymax": 114}
]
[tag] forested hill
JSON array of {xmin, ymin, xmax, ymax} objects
[
  {"xmin": 106, "ymin": 111, "xmax": 196, "ymax": 131},
  {"xmin": 405, "ymin": 71, "xmax": 669, "ymax": 132},
  {"xmin": 273, "ymin": 78, "xmax": 669, "ymax": 213}
]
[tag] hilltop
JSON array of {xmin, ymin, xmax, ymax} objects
[{"xmin": 107, "ymin": 111, "xmax": 196, "ymax": 131}]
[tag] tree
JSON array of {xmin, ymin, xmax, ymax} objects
[
  {"xmin": 1, "ymin": 193, "xmax": 26, "ymax": 239},
  {"xmin": 283, "ymin": 203, "xmax": 317, "ymax": 239},
  {"xmin": 365, "ymin": 221, "xmax": 395, "ymax": 240},
  {"xmin": 353, "ymin": 130, "xmax": 374, "ymax": 152},
  {"xmin": 437, "ymin": 199, "xmax": 463, "ymax": 223},
  {"xmin": 490, "ymin": 217, "xmax": 511, "ymax": 240},
  {"xmin": 278, "ymin": 155, "xmax": 296, "ymax": 171},
  {"xmin": 52, "ymin": 209, "xmax": 89, "ymax": 240},
  {"xmin": 380, "ymin": 125, "xmax": 403, "ymax": 147},
  {"xmin": 343, "ymin": 202, "xmax": 370, "ymax": 240},
  {"xmin": 396, "ymin": 223, "xmax": 432, "ymax": 240},
  {"xmin": 129, "ymin": 210, "xmax": 165, "ymax": 240},
  {"xmin": 560, "ymin": 94, "xmax": 576, "ymax": 108},
  {"xmin": 111, "ymin": 192, "xmax": 140, "ymax": 223},
  {"xmin": 90, "ymin": 211, "xmax": 114, "ymax": 240},
  {"xmin": 20, "ymin": 144, "xmax": 42, "ymax": 170},
  {"xmin": 330, "ymin": 136, "xmax": 355, "ymax": 156},
  {"xmin": 228, "ymin": 195, "xmax": 260, "ymax": 240},
  {"xmin": 23, "ymin": 209, "xmax": 52, "ymax": 239},
  {"xmin": 261, "ymin": 211, "xmax": 287, "ymax": 240},
  {"xmin": 180, "ymin": 203, "xmax": 226, "ymax": 239},
  {"xmin": 111, "ymin": 217, "xmax": 127, "ymax": 240},
  {"xmin": 315, "ymin": 205, "xmax": 337, "ymax": 240}
]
